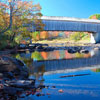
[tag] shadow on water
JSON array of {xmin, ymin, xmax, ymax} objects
[{"xmin": 11, "ymin": 48, "xmax": 100, "ymax": 100}]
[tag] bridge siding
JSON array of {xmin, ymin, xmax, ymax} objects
[{"xmin": 42, "ymin": 20, "xmax": 100, "ymax": 32}]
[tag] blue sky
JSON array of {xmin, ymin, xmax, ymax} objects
[{"xmin": 35, "ymin": 0, "xmax": 100, "ymax": 18}]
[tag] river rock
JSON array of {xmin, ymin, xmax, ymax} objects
[
  {"xmin": 93, "ymin": 47, "xmax": 100, "ymax": 50},
  {"xmin": 79, "ymin": 49, "xmax": 89, "ymax": 54},
  {"xmin": 68, "ymin": 48, "xmax": 77, "ymax": 53},
  {"xmin": 0, "ymin": 56, "xmax": 29, "ymax": 80}
]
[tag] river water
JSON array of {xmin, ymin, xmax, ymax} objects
[{"xmin": 13, "ymin": 48, "xmax": 100, "ymax": 100}]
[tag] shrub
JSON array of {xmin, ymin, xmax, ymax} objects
[{"xmin": 70, "ymin": 32, "xmax": 89, "ymax": 41}]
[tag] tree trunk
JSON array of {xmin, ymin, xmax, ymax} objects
[{"xmin": 0, "ymin": 1, "xmax": 13, "ymax": 35}]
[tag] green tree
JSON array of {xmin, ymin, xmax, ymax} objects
[{"xmin": 70, "ymin": 32, "xmax": 88, "ymax": 41}]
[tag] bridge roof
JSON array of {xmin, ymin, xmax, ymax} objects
[{"xmin": 41, "ymin": 16, "xmax": 100, "ymax": 24}]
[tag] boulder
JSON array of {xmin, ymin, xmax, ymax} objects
[
  {"xmin": 68, "ymin": 48, "xmax": 77, "ymax": 53},
  {"xmin": 0, "ymin": 56, "xmax": 29, "ymax": 80},
  {"xmin": 0, "ymin": 56, "xmax": 37, "ymax": 99},
  {"xmin": 79, "ymin": 49, "xmax": 89, "ymax": 54},
  {"xmin": 5, "ymin": 79, "xmax": 35, "ymax": 89}
]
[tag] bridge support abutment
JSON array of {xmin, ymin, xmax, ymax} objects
[{"xmin": 91, "ymin": 32, "xmax": 100, "ymax": 43}]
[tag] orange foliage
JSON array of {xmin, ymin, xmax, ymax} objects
[
  {"xmin": 0, "ymin": 3, "xmax": 8, "ymax": 8},
  {"xmin": 40, "ymin": 31, "xmax": 48, "ymax": 39},
  {"xmin": 0, "ymin": 0, "xmax": 43, "ymax": 36},
  {"xmin": 41, "ymin": 52, "xmax": 48, "ymax": 60},
  {"xmin": 20, "ymin": 40, "xmax": 27, "ymax": 44},
  {"xmin": 65, "ymin": 31, "xmax": 70, "ymax": 35},
  {"xmin": 65, "ymin": 51, "xmax": 72, "ymax": 59},
  {"xmin": 36, "ymin": 34, "xmax": 40, "ymax": 40},
  {"xmin": 84, "ymin": 53, "xmax": 91, "ymax": 58},
  {"xmin": 91, "ymin": 16, "xmax": 97, "ymax": 19},
  {"xmin": 54, "ymin": 51, "xmax": 60, "ymax": 59},
  {"xmin": 53, "ymin": 31, "xmax": 59, "ymax": 37}
]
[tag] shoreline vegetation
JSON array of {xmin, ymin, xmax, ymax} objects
[{"xmin": 0, "ymin": 32, "xmax": 91, "ymax": 52}]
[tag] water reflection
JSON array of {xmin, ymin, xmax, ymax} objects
[
  {"xmin": 12, "ymin": 49, "xmax": 100, "ymax": 100},
  {"xmin": 13, "ymin": 49, "xmax": 100, "ymax": 76},
  {"xmin": 15, "ymin": 49, "xmax": 92, "ymax": 62},
  {"xmin": 92, "ymin": 68, "xmax": 100, "ymax": 72},
  {"xmin": 20, "ymin": 68, "xmax": 100, "ymax": 100}
]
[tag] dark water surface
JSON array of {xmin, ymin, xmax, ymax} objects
[{"xmin": 13, "ymin": 49, "xmax": 100, "ymax": 100}]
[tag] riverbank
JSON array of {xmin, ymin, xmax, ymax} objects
[
  {"xmin": 0, "ymin": 50, "xmax": 13, "ymax": 55},
  {"xmin": 32, "ymin": 37, "xmax": 90, "ymax": 44},
  {"xmin": 0, "ymin": 42, "xmax": 100, "ymax": 55}
]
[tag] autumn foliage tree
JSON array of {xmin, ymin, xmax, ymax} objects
[{"xmin": 0, "ymin": 0, "xmax": 44, "ymax": 48}]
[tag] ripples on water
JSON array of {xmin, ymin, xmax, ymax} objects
[{"xmin": 14, "ymin": 49, "xmax": 100, "ymax": 100}]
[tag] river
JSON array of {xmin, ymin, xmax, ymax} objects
[{"xmin": 12, "ymin": 47, "xmax": 100, "ymax": 100}]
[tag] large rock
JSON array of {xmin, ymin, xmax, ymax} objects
[
  {"xmin": 0, "ymin": 56, "xmax": 36, "ymax": 99},
  {"xmin": 0, "ymin": 56, "xmax": 29, "ymax": 80}
]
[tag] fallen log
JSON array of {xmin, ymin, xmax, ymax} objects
[{"xmin": 60, "ymin": 73, "xmax": 91, "ymax": 78}]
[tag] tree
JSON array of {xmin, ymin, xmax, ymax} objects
[
  {"xmin": 0, "ymin": 0, "xmax": 44, "ymax": 43},
  {"xmin": 89, "ymin": 14, "xmax": 100, "ymax": 20},
  {"xmin": 70, "ymin": 32, "xmax": 89, "ymax": 42}
]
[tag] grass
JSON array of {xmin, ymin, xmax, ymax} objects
[
  {"xmin": 32, "ymin": 37, "xmax": 90, "ymax": 44},
  {"xmin": 31, "ymin": 37, "xmax": 91, "ymax": 47}
]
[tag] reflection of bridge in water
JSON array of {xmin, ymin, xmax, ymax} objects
[{"xmin": 33, "ymin": 50, "xmax": 100, "ymax": 75}]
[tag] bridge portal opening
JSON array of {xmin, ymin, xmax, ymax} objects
[{"xmin": 31, "ymin": 31, "xmax": 91, "ymax": 43}]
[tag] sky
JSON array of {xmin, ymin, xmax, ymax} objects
[{"xmin": 35, "ymin": 0, "xmax": 100, "ymax": 18}]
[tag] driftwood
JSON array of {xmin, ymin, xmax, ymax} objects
[{"xmin": 60, "ymin": 73, "xmax": 91, "ymax": 78}]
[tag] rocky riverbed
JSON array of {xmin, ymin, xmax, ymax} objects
[
  {"xmin": 0, "ymin": 56, "xmax": 36, "ymax": 99},
  {"xmin": 12, "ymin": 43, "xmax": 100, "ymax": 54}
]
